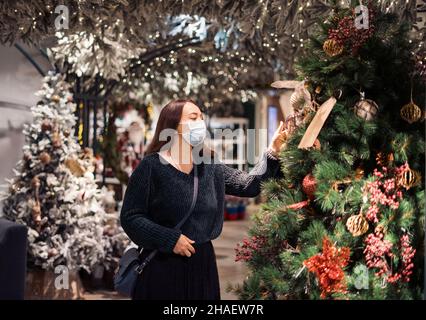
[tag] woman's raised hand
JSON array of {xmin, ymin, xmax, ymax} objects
[
  {"xmin": 173, "ymin": 234, "xmax": 196, "ymax": 257},
  {"xmin": 268, "ymin": 121, "xmax": 288, "ymax": 157}
]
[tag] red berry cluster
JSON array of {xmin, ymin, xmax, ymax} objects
[
  {"xmin": 400, "ymin": 234, "xmax": 416, "ymax": 282},
  {"xmin": 364, "ymin": 166, "xmax": 403, "ymax": 223},
  {"xmin": 303, "ymin": 237, "xmax": 350, "ymax": 299},
  {"xmin": 387, "ymin": 234, "xmax": 416, "ymax": 283},
  {"xmin": 235, "ymin": 235, "xmax": 268, "ymax": 262},
  {"xmin": 364, "ymin": 230, "xmax": 416, "ymax": 284},
  {"xmin": 327, "ymin": 6, "xmax": 376, "ymax": 55},
  {"xmin": 364, "ymin": 229, "xmax": 393, "ymax": 277}
]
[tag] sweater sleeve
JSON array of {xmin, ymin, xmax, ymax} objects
[
  {"xmin": 222, "ymin": 149, "xmax": 281, "ymax": 197},
  {"xmin": 120, "ymin": 158, "xmax": 182, "ymax": 253}
]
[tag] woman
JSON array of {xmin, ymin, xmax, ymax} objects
[{"xmin": 120, "ymin": 99, "xmax": 287, "ymax": 300}]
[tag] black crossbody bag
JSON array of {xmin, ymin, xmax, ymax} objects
[{"xmin": 114, "ymin": 164, "xmax": 199, "ymax": 297}]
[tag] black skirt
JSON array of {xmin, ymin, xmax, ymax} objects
[{"xmin": 132, "ymin": 241, "xmax": 221, "ymax": 300}]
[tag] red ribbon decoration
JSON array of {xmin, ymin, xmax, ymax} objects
[{"xmin": 287, "ymin": 200, "xmax": 309, "ymax": 210}]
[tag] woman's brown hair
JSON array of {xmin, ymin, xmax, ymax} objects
[
  {"xmin": 144, "ymin": 99, "xmax": 194, "ymax": 155},
  {"xmin": 144, "ymin": 99, "xmax": 216, "ymax": 158}
]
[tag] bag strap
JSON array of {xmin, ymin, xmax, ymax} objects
[
  {"xmin": 137, "ymin": 164, "xmax": 199, "ymax": 271},
  {"xmin": 174, "ymin": 164, "xmax": 198, "ymax": 230}
]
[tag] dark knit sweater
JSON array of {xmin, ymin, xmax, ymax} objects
[{"xmin": 120, "ymin": 150, "xmax": 281, "ymax": 253}]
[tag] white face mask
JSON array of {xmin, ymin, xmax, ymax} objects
[{"xmin": 181, "ymin": 120, "xmax": 207, "ymax": 146}]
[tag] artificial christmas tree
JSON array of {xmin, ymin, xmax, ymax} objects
[
  {"xmin": 1, "ymin": 72, "xmax": 127, "ymax": 298},
  {"xmin": 234, "ymin": 2, "xmax": 425, "ymax": 300}
]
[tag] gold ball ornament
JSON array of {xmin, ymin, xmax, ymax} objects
[
  {"xmin": 39, "ymin": 152, "xmax": 51, "ymax": 164},
  {"xmin": 400, "ymin": 101, "xmax": 422, "ymax": 124},
  {"xmin": 51, "ymin": 95, "xmax": 61, "ymax": 103},
  {"xmin": 346, "ymin": 212, "xmax": 369, "ymax": 236},
  {"xmin": 354, "ymin": 98, "xmax": 379, "ymax": 121},
  {"xmin": 398, "ymin": 164, "xmax": 421, "ymax": 190},
  {"xmin": 323, "ymin": 39, "xmax": 344, "ymax": 57}
]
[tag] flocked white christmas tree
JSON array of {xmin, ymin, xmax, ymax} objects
[{"xmin": 1, "ymin": 72, "xmax": 127, "ymax": 274}]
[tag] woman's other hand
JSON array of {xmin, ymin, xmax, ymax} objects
[{"xmin": 173, "ymin": 234, "xmax": 196, "ymax": 257}]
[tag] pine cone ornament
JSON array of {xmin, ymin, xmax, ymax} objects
[
  {"xmin": 323, "ymin": 39, "xmax": 344, "ymax": 57},
  {"xmin": 303, "ymin": 174, "xmax": 317, "ymax": 200},
  {"xmin": 346, "ymin": 213, "xmax": 369, "ymax": 236},
  {"xmin": 400, "ymin": 101, "xmax": 422, "ymax": 124}
]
